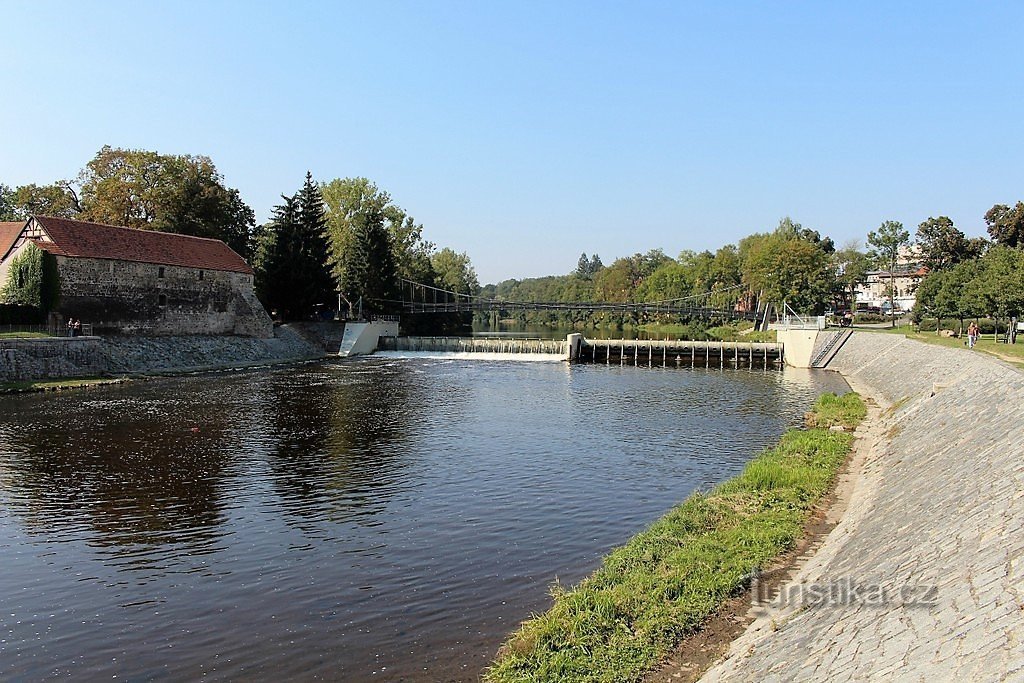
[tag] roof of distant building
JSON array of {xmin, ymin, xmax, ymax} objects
[
  {"xmin": 27, "ymin": 216, "xmax": 253, "ymax": 274},
  {"xmin": 0, "ymin": 221, "xmax": 25, "ymax": 259}
]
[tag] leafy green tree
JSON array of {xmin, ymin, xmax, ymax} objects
[
  {"xmin": 431, "ymin": 248, "xmax": 479, "ymax": 295},
  {"xmin": 984, "ymin": 202, "xmax": 1024, "ymax": 248},
  {"xmin": 339, "ymin": 195, "xmax": 397, "ymax": 316},
  {"xmin": 594, "ymin": 250, "xmax": 671, "ymax": 303},
  {"xmin": 915, "ymin": 216, "xmax": 972, "ymax": 271},
  {"xmin": 77, "ymin": 146, "xmax": 256, "ymax": 258},
  {"xmin": 9, "ymin": 181, "xmax": 82, "ymax": 219},
  {"xmin": 742, "ymin": 234, "xmax": 834, "ymax": 314},
  {"xmin": 867, "ymin": 220, "xmax": 911, "ymax": 326},
  {"xmin": 833, "ymin": 244, "xmax": 870, "ymax": 309},
  {"xmin": 0, "ymin": 184, "xmax": 18, "ymax": 220},
  {"xmin": 254, "ymin": 174, "xmax": 336, "ymax": 320},
  {"xmin": 322, "ymin": 177, "xmax": 440, "ymax": 314},
  {"xmin": 972, "ymin": 246, "xmax": 1024, "ymax": 322}
]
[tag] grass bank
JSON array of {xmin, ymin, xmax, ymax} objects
[
  {"xmin": 0, "ymin": 377, "xmax": 128, "ymax": 394},
  {"xmin": 0, "ymin": 331, "xmax": 50, "ymax": 338},
  {"xmin": 486, "ymin": 392, "xmax": 866, "ymax": 683},
  {"xmin": 862, "ymin": 324, "xmax": 1024, "ymax": 369}
]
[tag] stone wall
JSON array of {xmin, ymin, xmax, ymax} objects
[
  {"xmin": 701, "ymin": 332, "xmax": 1024, "ymax": 681},
  {"xmin": 0, "ymin": 337, "xmax": 107, "ymax": 381},
  {"xmin": 0, "ymin": 326, "xmax": 323, "ymax": 382},
  {"xmin": 54, "ymin": 255, "xmax": 273, "ymax": 338}
]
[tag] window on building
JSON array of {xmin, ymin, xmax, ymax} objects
[
  {"xmin": 199, "ymin": 270, "xmax": 204, "ymax": 281},
  {"xmin": 158, "ymin": 294, "xmax": 167, "ymax": 307},
  {"xmin": 158, "ymin": 266, "xmax": 165, "ymax": 278}
]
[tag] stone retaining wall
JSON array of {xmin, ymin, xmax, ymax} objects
[
  {"xmin": 701, "ymin": 332, "xmax": 1024, "ymax": 681},
  {"xmin": 0, "ymin": 325, "xmax": 323, "ymax": 382},
  {"xmin": 0, "ymin": 337, "xmax": 107, "ymax": 381}
]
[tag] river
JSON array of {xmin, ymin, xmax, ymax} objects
[{"xmin": 0, "ymin": 357, "xmax": 847, "ymax": 681}]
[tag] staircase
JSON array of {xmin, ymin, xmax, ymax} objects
[{"xmin": 810, "ymin": 329, "xmax": 853, "ymax": 368}]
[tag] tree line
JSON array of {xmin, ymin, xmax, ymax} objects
[
  {"xmin": 480, "ymin": 205, "xmax": 1024, "ymax": 333},
  {"xmin": 481, "ymin": 217, "xmax": 843, "ymax": 327},
  {"xmin": 5, "ymin": 146, "xmax": 1020, "ymax": 334},
  {"xmin": 1, "ymin": 146, "xmax": 479, "ymax": 326},
  {"xmin": 912, "ymin": 203, "xmax": 1024, "ymax": 337}
]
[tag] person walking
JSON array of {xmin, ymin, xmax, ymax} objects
[{"xmin": 967, "ymin": 321, "xmax": 980, "ymax": 349}]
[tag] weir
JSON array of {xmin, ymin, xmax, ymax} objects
[
  {"xmin": 577, "ymin": 339, "xmax": 783, "ymax": 369},
  {"xmin": 378, "ymin": 336, "xmax": 567, "ymax": 355},
  {"xmin": 367, "ymin": 334, "xmax": 784, "ymax": 369}
]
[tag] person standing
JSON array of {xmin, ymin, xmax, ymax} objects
[{"xmin": 967, "ymin": 321, "xmax": 980, "ymax": 349}]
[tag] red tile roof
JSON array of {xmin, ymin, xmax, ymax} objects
[
  {"xmin": 31, "ymin": 216, "xmax": 253, "ymax": 274},
  {"xmin": 0, "ymin": 221, "xmax": 25, "ymax": 260}
]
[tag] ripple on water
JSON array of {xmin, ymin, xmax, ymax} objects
[{"xmin": 0, "ymin": 359, "xmax": 847, "ymax": 681}]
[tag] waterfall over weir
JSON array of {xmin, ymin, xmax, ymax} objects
[
  {"xmin": 371, "ymin": 335, "xmax": 784, "ymax": 369},
  {"xmin": 376, "ymin": 336, "xmax": 568, "ymax": 361}
]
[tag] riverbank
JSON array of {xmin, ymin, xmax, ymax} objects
[
  {"xmin": 486, "ymin": 392, "xmax": 867, "ymax": 683},
  {"xmin": 697, "ymin": 332, "xmax": 1024, "ymax": 680},
  {"xmin": 0, "ymin": 323, "xmax": 334, "ymax": 384}
]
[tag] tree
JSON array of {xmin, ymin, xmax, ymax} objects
[
  {"xmin": 76, "ymin": 146, "xmax": 256, "ymax": 258},
  {"xmin": 8, "ymin": 181, "xmax": 81, "ymax": 219},
  {"xmin": 984, "ymin": 202, "xmax": 1024, "ymax": 248},
  {"xmin": 0, "ymin": 184, "xmax": 18, "ymax": 220},
  {"xmin": 742, "ymin": 235, "xmax": 834, "ymax": 314},
  {"xmin": 576, "ymin": 252, "xmax": 591, "ymax": 279},
  {"xmin": 253, "ymin": 174, "xmax": 335, "ymax": 320},
  {"xmin": 431, "ymin": 248, "xmax": 479, "ymax": 295},
  {"xmin": 322, "ymin": 177, "xmax": 433, "ymax": 314},
  {"xmin": 916, "ymin": 216, "xmax": 971, "ymax": 271},
  {"xmin": 867, "ymin": 220, "xmax": 911, "ymax": 326},
  {"xmin": 833, "ymin": 244, "xmax": 870, "ymax": 310}
]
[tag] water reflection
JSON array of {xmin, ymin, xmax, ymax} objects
[
  {"xmin": 261, "ymin": 362, "xmax": 420, "ymax": 528},
  {"xmin": 0, "ymin": 360, "xmax": 849, "ymax": 681},
  {"xmin": 1, "ymin": 392, "xmax": 232, "ymax": 564}
]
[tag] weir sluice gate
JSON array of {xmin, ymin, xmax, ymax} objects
[{"xmin": 371, "ymin": 333, "xmax": 783, "ymax": 370}]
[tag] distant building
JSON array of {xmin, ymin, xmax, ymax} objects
[
  {"xmin": 856, "ymin": 266, "xmax": 929, "ymax": 312},
  {"xmin": 0, "ymin": 216, "xmax": 272, "ymax": 337}
]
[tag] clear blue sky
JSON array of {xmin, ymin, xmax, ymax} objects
[{"xmin": 3, "ymin": 1, "xmax": 1022, "ymax": 284}]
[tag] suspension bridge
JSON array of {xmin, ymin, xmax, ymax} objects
[{"xmin": 391, "ymin": 278, "xmax": 764, "ymax": 322}]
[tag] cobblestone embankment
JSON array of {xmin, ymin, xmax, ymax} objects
[
  {"xmin": 0, "ymin": 325, "xmax": 325, "ymax": 381},
  {"xmin": 701, "ymin": 332, "xmax": 1024, "ymax": 681}
]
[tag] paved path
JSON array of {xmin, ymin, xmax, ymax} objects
[{"xmin": 700, "ymin": 332, "xmax": 1024, "ymax": 681}]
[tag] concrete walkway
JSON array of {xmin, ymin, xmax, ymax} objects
[{"xmin": 700, "ymin": 332, "xmax": 1024, "ymax": 681}]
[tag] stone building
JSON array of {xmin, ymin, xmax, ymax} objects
[{"xmin": 0, "ymin": 216, "xmax": 272, "ymax": 337}]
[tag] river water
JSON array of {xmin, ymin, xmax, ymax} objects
[{"xmin": 0, "ymin": 358, "xmax": 847, "ymax": 681}]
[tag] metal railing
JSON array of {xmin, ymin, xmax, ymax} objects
[{"xmin": 0, "ymin": 323, "xmax": 95, "ymax": 338}]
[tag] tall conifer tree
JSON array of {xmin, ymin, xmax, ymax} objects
[{"xmin": 254, "ymin": 173, "xmax": 335, "ymax": 320}]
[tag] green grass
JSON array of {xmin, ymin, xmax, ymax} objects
[
  {"xmin": 860, "ymin": 323, "xmax": 1024, "ymax": 368},
  {"xmin": 486, "ymin": 392, "xmax": 865, "ymax": 683},
  {"xmin": 0, "ymin": 377, "xmax": 125, "ymax": 393},
  {"xmin": 803, "ymin": 391, "xmax": 867, "ymax": 430},
  {"xmin": 0, "ymin": 331, "xmax": 50, "ymax": 338}
]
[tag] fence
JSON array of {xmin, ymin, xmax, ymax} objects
[{"xmin": 0, "ymin": 323, "xmax": 95, "ymax": 337}]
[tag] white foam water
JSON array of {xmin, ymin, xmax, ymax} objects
[{"xmin": 372, "ymin": 350, "xmax": 564, "ymax": 362}]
